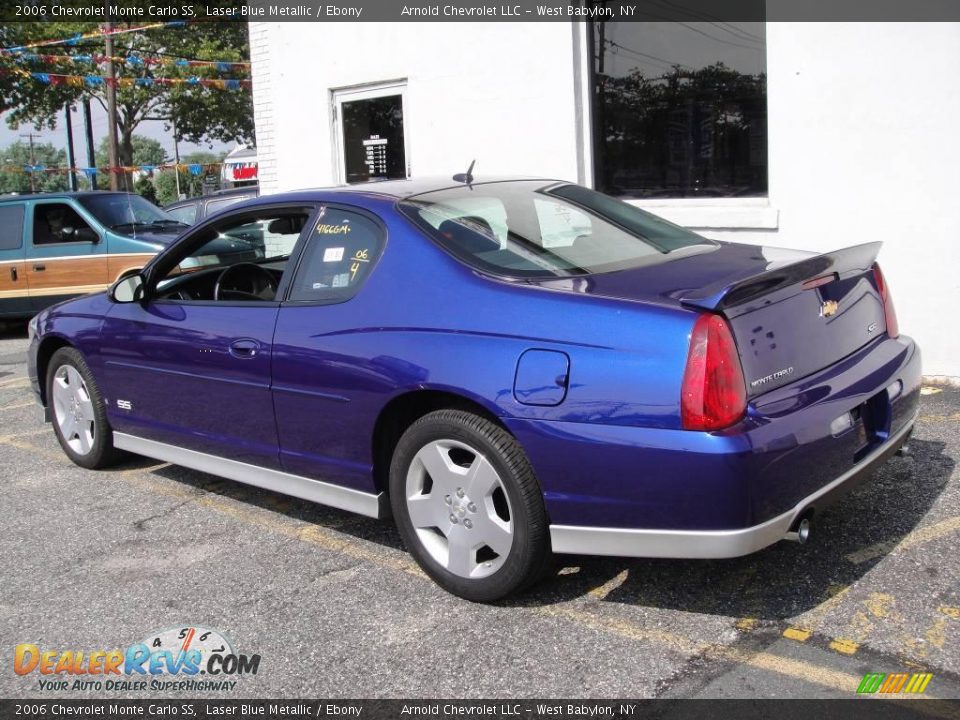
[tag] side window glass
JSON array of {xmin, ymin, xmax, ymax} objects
[
  {"xmin": 205, "ymin": 196, "xmax": 247, "ymax": 216},
  {"xmin": 33, "ymin": 203, "xmax": 95, "ymax": 245},
  {"xmin": 288, "ymin": 207, "xmax": 384, "ymax": 303},
  {"xmin": 0, "ymin": 205, "xmax": 25, "ymax": 250},
  {"xmin": 167, "ymin": 204, "xmax": 197, "ymax": 225}
]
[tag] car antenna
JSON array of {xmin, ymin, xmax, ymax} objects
[{"xmin": 452, "ymin": 160, "xmax": 475, "ymax": 187}]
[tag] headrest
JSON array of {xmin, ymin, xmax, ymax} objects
[
  {"xmin": 437, "ymin": 216, "xmax": 500, "ymax": 255},
  {"xmin": 267, "ymin": 216, "xmax": 305, "ymax": 235}
]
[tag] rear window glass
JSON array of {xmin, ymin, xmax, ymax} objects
[
  {"xmin": 0, "ymin": 205, "xmax": 24, "ymax": 250},
  {"xmin": 398, "ymin": 180, "xmax": 714, "ymax": 279}
]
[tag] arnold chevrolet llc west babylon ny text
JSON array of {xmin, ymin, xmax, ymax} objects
[{"xmin": 400, "ymin": 4, "xmax": 628, "ymax": 16}]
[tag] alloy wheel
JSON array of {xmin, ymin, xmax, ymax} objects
[{"xmin": 404, "ymin": 438, "xmax": 514, "ymax": 579}]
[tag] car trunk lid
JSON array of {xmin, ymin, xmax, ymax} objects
[{"xmin": 532, "ymin": 241, "xmax": 887, "ymax": 398}]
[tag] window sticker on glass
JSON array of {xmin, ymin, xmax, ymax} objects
[{"xmin": 323, "ymin": 247, "xmax": 345, "ymax": 262}]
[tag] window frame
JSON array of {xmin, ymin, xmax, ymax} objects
[
  {"xmin": 30, "ymin": 200, "xmax": 101, "ymax": 247},
  {"xmin": 144, "ymin": 202, "xmax": 322, "ymax": 308},
  {"xmin": 583, "ymin": 19, "xmax": 775, "ymax": 229},
  {"xmin": 331, "ymin": 79, "xmax": 411, "ymax": 185},
  {"xmin": 282, "ymin": 202, "xmax": 388, "ymax": 307}
]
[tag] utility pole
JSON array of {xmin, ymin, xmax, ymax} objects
[
  {"xmin": 172, "ymin": 115, "xmax": 182, "ymax": 200},
  {"xmin": 104, "ymin": 1, "xmax": 121, "ymax": 191},
  {"xmin": 82, "ymin": 98, "xmax": 97, "ymax": 190},
  {"xmin": 64, "ymin": 104, "xmax": 78, "ymax": 191},
  {"xmin": 19, "ymin": 132, "xmax": 39, "ymax": 193}
]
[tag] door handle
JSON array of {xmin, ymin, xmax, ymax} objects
[
  {"xmin": 228, "ymin": 339, "xmax": 260, "ymax": 359},
  {"xmin": 9, "ymin": 267, "xmax": 16, "ymax": 281},
  {"xmin": 33, "ymin": 264, "xmax": 45, "ymax": 272}
]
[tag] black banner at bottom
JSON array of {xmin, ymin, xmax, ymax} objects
[{"xmin": 1, "ymin": 700, "xmax": 959, "ymax": 720}]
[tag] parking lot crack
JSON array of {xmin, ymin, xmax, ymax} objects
[{"xmin": 132, "ymin": 498, "xmax": 194, "ymax": 531}]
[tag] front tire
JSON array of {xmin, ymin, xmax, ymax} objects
[
  {"xmin": 389, "ymin": 409, "xmax": 550, "ymax": 602},
  {"xmin": 47, "ymin": 347, "xmax": 121, "ymax": 469}
]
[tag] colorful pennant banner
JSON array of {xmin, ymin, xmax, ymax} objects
[
  {"xmin": 5, "ymin": 22, "xmax": 186, "ymax": 52},
  {"xmin": 0, "ymin": 50, "xmax": 250, "ymax": 71},
  {"xmin": 1, "ymin": 68, "xmax": 251, "ymax": 90},
  {"xmin": 3, "ymin": 163, "xmax": 224, "ymax": 176}
]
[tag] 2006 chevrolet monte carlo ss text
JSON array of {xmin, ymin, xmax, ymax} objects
[{"xmin": 27, "ymin": 177, "xmax": 920, "ymax": 601}]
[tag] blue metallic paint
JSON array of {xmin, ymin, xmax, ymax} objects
[{"xmin": 28, "ymin": 183, "xmax": 922, "ymax": 547}]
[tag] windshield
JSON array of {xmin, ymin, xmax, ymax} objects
[
  {"xmin": 398, "ymin": 180, "xmax": 714, "ymax": 278},
  {"xmin": 78, "ymin": 194, "xmax": 186, "ymax": 232}
]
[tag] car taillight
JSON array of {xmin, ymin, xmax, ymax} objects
[
  {"xmin": 872, "ymin": 263, "xmax": 899, "ymax": 339},
  {"xmin": 681, "ymin": 313, "xmax": 747, "ymax": 431}
]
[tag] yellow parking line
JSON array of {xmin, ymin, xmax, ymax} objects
[
  {"xmin": 846, "ymin": 516, "xmax": 960, "ymax": 564},
  {"xmin": 587, "ymin": 569, "xmax": 629, "ymax": 600},
  {"xmin": 783, "ymin": 627, "xmax": 812, "ymax": 642},
  {"xmin": 789, "ymin": 583, "xmax": 852, "ymax": 636},
  {"xmin": 940, "ymin": 606, "xmax": 960, "ymax": 620},
  {"xmin": 0, "ymin": 435, "xmax": 67, "ymax": 463},
  {"xmin": 0, "ymin": 433, "xmax": 932, "ymax": 696},
  {"xmin": 0, "ymin": 376, "xmax": 30, "ymax": 388},
  {"xmin": 0, "ymin": 400, "xmax": 35, "ymax": 412},
  {"xmin": 829, "ymin": 638, "xmax": 860, "ymax": 655}
]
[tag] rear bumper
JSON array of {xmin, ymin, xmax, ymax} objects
[
  {"xmin": 505, "ymin": 334, "xmax": 921, "ymax": 557},
  {"xmin": 549, "ymin": 413, "xmax": 915, "ymax": 558}
]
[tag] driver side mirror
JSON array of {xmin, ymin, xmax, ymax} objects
[{"xmin": 109, "ymin": 271, "xmax": 146, "ymax": 304}]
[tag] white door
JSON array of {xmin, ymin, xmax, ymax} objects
[{"xmin": 332, "ymin": 81, "xmax": 410, "ymax": 184}]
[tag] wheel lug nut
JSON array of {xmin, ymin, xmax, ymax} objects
[
  {"xmin": 467, "ymin": 502, "xmax": 477, "ymax": 513},
  {"xmin": 463, "ymin": 519, "xmax": 473, "ymax": 529},
  {"xmin": 444, "ymin": 494, "xmax": 452, "ymax": 505},
  {"xmin": 456, "ymin": 488, "xmax": 465, "ymax": 498},
  {"xmin": 449, "ymin": 514, "xmax": 458, "ymax": 524}
]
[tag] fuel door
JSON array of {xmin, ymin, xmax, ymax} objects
[{"xmin": 513, "ymin": 349, "xmax": 570, "ymax": 406}]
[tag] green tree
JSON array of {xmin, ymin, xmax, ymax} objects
[
  {"xmin": 134, "ymin": 174, "xmax": 157, "ymax": 203},
  {"xmin": 0, "ymin": 20, "xmax": 253, "ymax": 178},
  {"xmin": 96, "ymin": 134, "xmax": 168, "ymax": 169},
  {"xmin": 0, "ymin": 140, "xmax": 69, "ymax": 194},
  {"xmin": 154, "ymin": 150, "xmax": 223, "ymax": 206}
]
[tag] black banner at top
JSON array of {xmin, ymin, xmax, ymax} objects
[{"xmin": 2, "ymin": 0, "xmax": 960, "ymax": 22}]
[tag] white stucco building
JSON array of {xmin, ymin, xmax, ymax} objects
[{"xmin": 248, "ymin": 21, "xmax": 960, "ymax": 379}]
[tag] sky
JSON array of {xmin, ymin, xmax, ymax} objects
[{"xmin": 0, "ymin": 102, "xmax": 236, "ymax": 165}]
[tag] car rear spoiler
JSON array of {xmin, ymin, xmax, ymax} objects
[{"xmin": 678, "ymin": 241, "xmax": 882, "ymax": 312}]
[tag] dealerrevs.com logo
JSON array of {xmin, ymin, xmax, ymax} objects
[{"xmin": 14, "ymin": 626, "xmax": 261, "ymax": 692}]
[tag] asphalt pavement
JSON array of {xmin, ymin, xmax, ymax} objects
[{"xmin": 1, "ymin": 321, "xmax": 958, "ymax": 700}]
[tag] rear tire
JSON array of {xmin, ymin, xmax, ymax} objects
[
  {"xmin": 47, "ymin": 347, "xmax": 122, "ymax": 469},
  {"xmin": 389, "ymin": 409, "xmax": 551, "ymax": 602}
]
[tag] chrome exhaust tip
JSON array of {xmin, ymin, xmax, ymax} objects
[{"xmin": 784, "ymin": 517, "xmax": 811, "ymax": 544}]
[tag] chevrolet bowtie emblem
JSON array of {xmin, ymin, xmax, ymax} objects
[{"xmin": 820, "ymin": 300, "xmax": 839, "ymax": 318}]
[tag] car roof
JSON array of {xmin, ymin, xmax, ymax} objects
[
  {"xmin": 246, "ymin": 176, "xmax": 553, "ymax": 206},
  {"xmin": 0, "ymin": 190, "xmax": 135, "ymax": 203},
  {"xmin": 163, "ymin": 187, "xmax": 258, "ymax": 210}
]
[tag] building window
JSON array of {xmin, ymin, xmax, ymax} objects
[{"xmin": 591, "ymin": 16, "xmax": 767, "ymax": 199}]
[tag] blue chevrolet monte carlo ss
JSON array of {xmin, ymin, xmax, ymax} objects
[{"xmin": 28, "ymin": 178, "xmax": 920, "ymax": 601}]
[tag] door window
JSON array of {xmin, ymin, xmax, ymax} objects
[
  {"xmin": 32, "ymin": 203, "xmax": 95, "ymax": 245},
  {"xmin": 288, "ymin": 207, "xmax": 384, "ymax": 303},
  {"xmin": 154, "ymin": 209, "xmax": 310, "ymax": 303}
]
